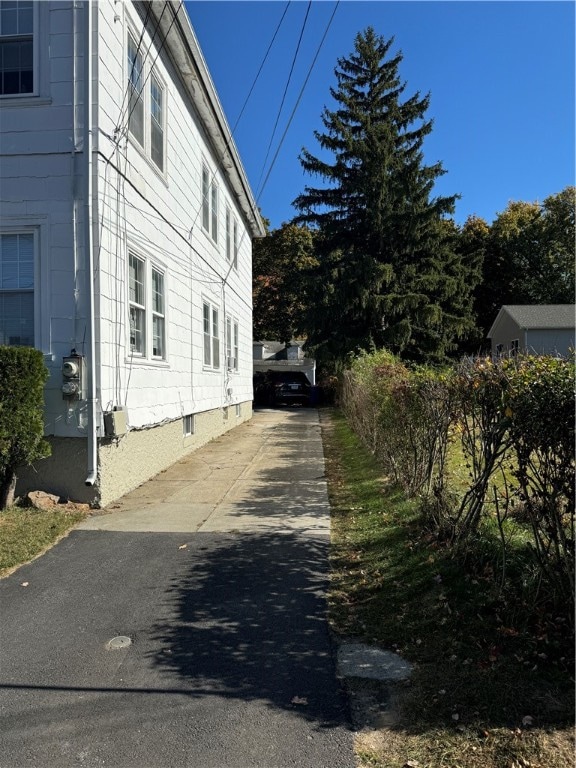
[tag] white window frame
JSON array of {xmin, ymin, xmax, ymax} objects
[
  {"xmin": 129, "ymin": 252, "xmax": 146, "ymax": 356},
  {"xmin": 127, "ymin": 30, "xmax": 144, "ymax": 147},
  {"xmin": 201, "ymin": 161, "xmax": 218, "ymax": 243},
  {"xmin": 150, "ymin": 71, "xmax": 165, "ymax": 172},
  {"xmin": 0, "ymin": 222, "xmax": 48, "ymax": 352},
  {"xmin": 203, "ymin": 299, "xmax": 220, "ymax": 370},
  {"xmin": 0, "ymin": 228, "xmax": 35, "ymax": 347},
  {"xmin": 151, "ymin": 266, "xmax": 165, "ymax": 359},
  {"xmin": 225, "ymin": 314, "xmax": 239, "ymax": 371},
  {"xmin": 0, "ymin": 0, "xmax": 35, "ymax": 98},
  {"xmin": 225, "ymin": 205, "xmax": 239, "ymax": 269},
  {"xmin": 128, "ymin": 249, "xmax": 167, "ymax": 362},
  {"xmin": 233, "ymin": 216, "xmax": 239, "ymax": 269},
  {"xmin": 126, "ymin": 25, "xmax": 166, "ymax": 174}
]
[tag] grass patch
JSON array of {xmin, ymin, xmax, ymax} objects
[
  {"xmin": 321, "ymin": 408, "xmax": 574, "ymax": 768},
  {"xmin": 0, "ymin": 504, "xmax": 88, "ymax": 577}
]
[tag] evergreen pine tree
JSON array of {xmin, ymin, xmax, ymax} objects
[{"xmin": 293, "ymin": 28, "xmax": 478, "ymax": 364}]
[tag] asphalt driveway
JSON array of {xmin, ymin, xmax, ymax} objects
[{"xmin": 0, "ymin": 408, "xmax": 355, "ymax": 768}]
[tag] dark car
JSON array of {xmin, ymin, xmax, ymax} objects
[{"xmin": 253, "ymin": 370, "xmax": 311, "ymax": 407}]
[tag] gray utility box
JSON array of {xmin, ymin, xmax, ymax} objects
[{"xmin": 104, "ymin": 409, "xmax": 127, "ymax": 438}]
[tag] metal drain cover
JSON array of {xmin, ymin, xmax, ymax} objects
[{"xmin": 106, "ymin": 635, "xmax": 132, "ymax": 650}]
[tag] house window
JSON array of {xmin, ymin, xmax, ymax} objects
[
  {"xmin": 495, "ymin": 343, "xmax": 503, "ymax": 358},
  {"xmin": 225, "ymin": 207, "xmax": 238, "ymax": 269},
  {"xmin": 225, "ymin": 316, "xmax": 232, "ymax": 368},
  {"xmin": 0, "ymin": 0, "xmax": 33, "ymax": 96},
  {"xmin": 202, "ymin": 162, "xmax": 218, "ymax": 242},
  {"xmin": 510, "ymin": 339, "xmax": 519, "ymax": 357},
  {"xmin": 233, "ymin": 218, "xmax": 238, "ymax": 269},
  {"xmin": 150, "ymin": 73, "xmax": 164, "ymax": 171},
  {"xmin": 225, "ymin": 207, "xmax": 231, "ymax": 262},
  {"xmin": 225, "ymin": 315, "xmax": 239, "ymax": 370},
  {"xmin": 211, "ymin": 183, "xmax": 218, "ymax": 243},
  {"xmin": 0, "ymin": 231, "xmax": 34, "ymax": 346},
  {"xmin": 127, "ymin": 32, "xmax": 144, "ymax": 147},
  {"xmin": 151, "ymin": 267, "xmax": 165, "ymax": 358},
  {"xmin": 129, "ymin": 252, "xmax": 166, "ymax": 360},
  {"xmin": 126, "ymin": 29, "xmax": 165, "ymax": 172},
  {"xmin": 203, "ymin": 300, "xmax": 220, "ymax": 369},
  {"xmin": 183, "ymin": 414, "xmax": 194, "ymax": 436},
  {"xmin": 129, "ymin": 253, "xmax": 145, "ymax": 355}
]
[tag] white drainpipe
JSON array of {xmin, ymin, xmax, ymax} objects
[{"xmin": 84, "ymin": 0, "xmax": 98, "ymax": 487}]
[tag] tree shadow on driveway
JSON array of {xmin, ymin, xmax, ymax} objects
[{"xmin": 148, "ymin": 529, "xmax": 351, "ymax": 731}]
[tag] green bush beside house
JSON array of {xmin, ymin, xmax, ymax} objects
[{"xmin": 0, "ymin": 346, "xmax": 51, "ymax": 509}]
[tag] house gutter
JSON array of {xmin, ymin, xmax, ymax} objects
[{"xmin": 84, "ymin": 0, "xmax": 98, "ymax": 487}]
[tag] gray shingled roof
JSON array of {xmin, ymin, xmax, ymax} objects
[{"xmin": 501, "ymin": 305, "xmax": 575, "ymax": 329}]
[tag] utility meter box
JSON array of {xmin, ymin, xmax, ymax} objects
[{"xmin": 62, "ymin": 354, "xmax": 84, "ymax": 399}]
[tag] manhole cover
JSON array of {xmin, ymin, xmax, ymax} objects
[{"xmin": 106, "ymin": 635, "xmax": 132, "ymax": 650}]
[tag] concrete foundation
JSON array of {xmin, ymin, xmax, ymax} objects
[{"xmin": 15, "ymin": 402, "xmax": 252, "ymax": 507}]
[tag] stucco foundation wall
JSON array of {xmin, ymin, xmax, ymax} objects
[
  {"xmin": 16, "ymin": 438, "xmax": 96, "ymax": 506},
  {"xmin": 16, "ymin": 403, "xmax": 252, "ymax": 507}
]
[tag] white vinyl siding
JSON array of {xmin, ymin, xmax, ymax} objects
[{"xmin": 0, "ymin": 231, "xmax": 34, "ymax": 346}]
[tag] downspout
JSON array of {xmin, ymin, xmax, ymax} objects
[{"xmin": 84, "ymin": 0, "xmax": 98, "ymax": 487}]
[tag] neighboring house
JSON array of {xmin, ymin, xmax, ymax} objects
[
  {"xmin": 0, "ymin": 0, "xmax": 265, "ymax": 506},
  {"xmin": 488, "ymin": 305, "xmax": 575, "ymax": 358},
  {"xmin": 253, "ymin": 340, "xmax": 316, "ymax": 385}
]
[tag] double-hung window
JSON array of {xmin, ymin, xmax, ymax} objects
[
  {"xmin": 0, "ymin": 231, "xmax": 34, "ymax": 346},
  {"xmin": 225, "ymin": 315, "xmax": 239, "ymax": 371},
  {"xmin": 150, "ymin": 73, "xmax": 164, "ymax": 171},
  {"xmin": 202, "ymin": 162, "xmax": 218, "ymax": 243},
  {"xmin": 129, "ymin": 253, "xmax": 146, "ymax": 355},
  {"xmin": 127, "ymin": 32, "xmax": 144, "ymax": 146},
  {"xmin": 151, "ymin": 267, "xmax": 165, "ymax": 358},
  {"xmin": 203, "ymin": 301, "xmax": 220, "ymax": 369},
  {"xmin": 225, "ymin": 208, "xmax": 238, "ymax": 269},
  {"xmin": 129, "ymin": 251, "xmax": 166, "ymax": 360},
  {"xmin": 127, "ymin": 30, "xmax": 165, "ymax": 173},
  {"xmin": 0, "ymin": 0, "xmax": 33, "ymax": 96}
]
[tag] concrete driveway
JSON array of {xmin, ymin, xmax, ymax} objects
[{"xmin": 0, "ymin": 408, "xmax": 355, "ymax": 768}]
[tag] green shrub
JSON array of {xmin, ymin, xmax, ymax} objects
[
  {"xmin": 339, "ymin": 349, "xmax": 575, "ymax": 623},
  {"xmin": 0, "ymin": 346, "xmax": 50, "ymax": 508}
]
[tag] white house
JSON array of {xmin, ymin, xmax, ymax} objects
[
  {"xmin": 0, "ymin": 0, "xmax": 265, "ymax": 506},
  {"xmin": 488, "ymin": 305, "xmax": 575, "ymax": 358}
]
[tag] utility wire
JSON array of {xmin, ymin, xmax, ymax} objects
[
  {"xmin": 257, "ymin": 1, "xmax": 340, "ymax": 204},
  {"xmin": 229, "ymin": 1, "xmax": 291, "ymax": 137},
  {"xmin": 255, "ymin": 1, "xmax": 311, "ymax": 198}
]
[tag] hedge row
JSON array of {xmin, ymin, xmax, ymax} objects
[{"xmin": 340, "ymin": 350, "xmax": 575, "ymax": 610}]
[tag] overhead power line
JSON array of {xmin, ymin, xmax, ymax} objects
[{"xmin": 257, "ymin": 1, "xmax": 340, "ymax": 206}]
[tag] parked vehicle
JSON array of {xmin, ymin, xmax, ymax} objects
[{"xmin": 253, "ymin": 371, "xmax": 311, "ymax": 407}]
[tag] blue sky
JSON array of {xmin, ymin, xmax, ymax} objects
[{"xmin": 185, "ymin": 1, "xmax": 575, "ymax": 230}]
